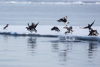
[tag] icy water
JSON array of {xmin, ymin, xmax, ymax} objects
[
  {"xmin": 0, "ymin": 0, "xmax": 100, "ymax": 67},
  {"xmin": 0, "ymin": 35, "xmax": 100, "ymax": 67},
  {"xmin": 0, "ymin": 2, "xmax": 100, "ymax": 26}
]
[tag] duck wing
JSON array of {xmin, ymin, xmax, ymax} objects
[
  {"xmin": 34, "ymin": 22, "xmax": 39, "ymax": 28},
  {"xmin": 90, "ymin": 20, "xmax": 95, "ymax": 26}
]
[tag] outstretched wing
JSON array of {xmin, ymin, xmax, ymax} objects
[
  {"xmin": 34, "ymin": 22, "xmax": 39, "ymax": 28},
  {"xmin": 28, "ymin": 23, "xmax": 30, "ymax": 27},
  {"xmin": 57, "ymin": 18, "xmax": 63, "ymax": 22},
  {"xmin": 83, "ymin": 26, "xmax": 89, "ymax": 29},
  {"xmin": 64, "ymin": 26, "xmax": 69, "ymax": 30},
  {"xmin": 90, "ymin": 20, "xmax": 95, "ymax": 26},
  {"xmin": 3, "ymin": 24, "xmax": 9, "ymax": 30}
]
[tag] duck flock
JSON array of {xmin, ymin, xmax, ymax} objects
[{"xmin": 2, "ymin": 16, "xmax": 99, "ymax": 36}]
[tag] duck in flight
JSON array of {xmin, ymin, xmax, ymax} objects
[
  {"xmin": 3, "ymin": 24, "xmax": 9, "ymax": 30},
  {"xmin": 64, "ymin": 26, "xmax": 73, "ymax": 34},
  {"xmin": 82, "ymin": 20, "xmax": 95, "ymax": 31},
  {"xmin": 26, "ymin": 22, "xmax": 39, "ymax": 33},
  {"xmin": 81, "ymin": 20, "xmax": 99, "ymax": 36},
  {"xmin": 57, "ymin": 16, "xmax": 69, "ymax": 25},
  {"xmin": 51, "ymin": 26, "xmax": 60, "ymax": 32}
]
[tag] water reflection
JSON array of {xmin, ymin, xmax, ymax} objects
[
  {"xmin": 51, "ymin": 40, "xmax": 100, "ymax": 64},
  {"xmin": 52, "ymin": 43, "xmax": 58, "ymax": 53},
  {"xmin": 51, "ymin": 41, "xmax": 71, "ymax": 62},
  {"xmin": 59, "ymin": 49, "xmax": 67, "ymax": 62},
  {"xmin": 3, "ymin": 35, "xmax": 9, "ymax": 42},
  {"xmin": 88, "ymin": 41, "xmax": 99, "ymax": 60},
  {"xmin": 27, "ymin": 37, "xmax": 37, "ymax": 56},
  {"xmin": 88, "ymin": 42, "xmax": 98, "ymax": 51}
]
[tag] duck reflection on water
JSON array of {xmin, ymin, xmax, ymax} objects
[
  {"xmin": 27, "ymin": 37, "xmax": 37, "ymax": 56},
  {"xmin": 88, "ymin": 41, "xmax": 98, "ymax": 60},
  {"xmin": 51, "ymin": 41, "xmax": 72, "ymax": 62}
]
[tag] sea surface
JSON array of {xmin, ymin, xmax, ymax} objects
[
  {"xmin": 0, "ymin": 0, "xmax": 100, "ymax": 67},
  {"xmin": 0, "ymin": 35, "xmax": 100, "ymax": 67},
  {"xmin": 0, "ymin": 0, "xmax": 100, "ymax": 26}
]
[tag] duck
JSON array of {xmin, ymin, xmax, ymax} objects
[
  {"xmin": 26, "ymin": 22, "xmax": 39, "ymax": 33},
  {"xmin": 51, "ymin": 26, "xmax": 60, "ymax": 32},
  {"xmin": 3, "ymin": 24, "xmax": 9, "ymax": 30}
]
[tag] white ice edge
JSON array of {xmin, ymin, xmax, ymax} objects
[{"xmin": 0, "ymin": 25, "xmax": 100, "ymax": 41}]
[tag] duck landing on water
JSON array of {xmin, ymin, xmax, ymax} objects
[
  {"xmin": 64, "ymin": 26, "xmax": 73, "ymax": 34},
  {"xmin": 88, "ymin": 29, "xmax": 99, "ymax": 36},
  {"xmin": 26, "ymin": 22, "xmax": 39, "ymax": 33}
]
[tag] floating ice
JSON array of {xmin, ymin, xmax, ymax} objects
[{"xmin": 0, "ymin": 25, "xmax": 100, "ymax": 41}]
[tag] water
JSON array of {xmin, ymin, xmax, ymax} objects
[
  {"xmin": 0, "ymin": 0, "xmax": 100, "ymax": 26},
  {"xmin": 0, "ymin": 35, "xmax": 100, "ymax": 67},
  {"xmin": 0, "ymin": 0, "xmax": 100, "ymax": 67}
]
